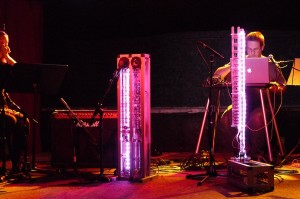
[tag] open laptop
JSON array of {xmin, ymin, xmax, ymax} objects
[
  {"xmin": 287, "ymin": 58, "xmax": 300, "ymax": 85},
  {"xmin": 245, "ymin": 57, "xmax": 270, "ymax": 85},
  {"xmin": 230, "ymin": 57, "xmax": 270, "ymax": 86}
]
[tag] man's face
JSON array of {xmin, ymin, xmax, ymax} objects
[{"xmin": 246, "ymin": 40, "xmax": 263, "ymax": 58}]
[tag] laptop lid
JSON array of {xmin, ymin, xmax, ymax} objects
[
  {"xmin": 245, "ymin": 57, "xmax": 270, "ymax": 85},
  {"xmin": 287, "ymin": 58, "xmax": 300, "ymax": 85}
]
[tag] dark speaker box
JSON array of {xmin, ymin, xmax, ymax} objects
[{"xmin": 50, "ymin": 110, "xmax": 118, "ymax": 168}]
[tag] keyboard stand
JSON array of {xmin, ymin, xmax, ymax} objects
[
  {"xmin": 195, "ymin": 87, "xmax": 284, "ymax": 164},
  {"xmin": 195, "ymin": 88, "xmax": 221, "ymax": 154},
  {"xmin": 260, "ymin": 89, "xmax": 284, "ymax": 163}
]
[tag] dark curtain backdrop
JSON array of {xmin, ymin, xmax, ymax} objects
[
  {"xmin": 1, "ymin": 0, "xmax": 300, "ymax": 153},
  {"xmin": 41, "ymin": 1, "xmax": 300, "ymax": 153},
  {"xmin": 41, "ymin": 1, "xmax": 300, "ymax": 109}
]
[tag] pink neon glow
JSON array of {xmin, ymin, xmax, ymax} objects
[
  {"xmin": 118, "ymin": 54, "xmax": 151, "ymax": 179},
  {"xmin": 236, "ymin": 29, "xmax": 247, "ymax": 158},
  {"xmin": 231, "ymin": 27, "xmax": 248, "ymax": 159},
  {"xmin": 120, "ymin": 68, "xmax": 131, "ymax": 174}
]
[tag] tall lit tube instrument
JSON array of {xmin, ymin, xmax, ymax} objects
[
  {"xmin": 230, "ymin": 27, "xmax": 248, "ymax": 159},
  {"xmin": 117, "ymin": 54, "xmax": 151, "ymax": 180}
]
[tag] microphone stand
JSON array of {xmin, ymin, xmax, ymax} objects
[
  {"xmin": 89, "ymin": 67, "xmax": 122, "ymax": 182},
  {"xmin": 60, "ymin": 98, "xmax": 98, "ymax": 176},
  {"xmin": 186, "ymin": 40, "xmax": 224, "ymax": 186}
]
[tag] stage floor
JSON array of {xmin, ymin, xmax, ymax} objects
[{"xmin": 1, "ymin": 152, "xmax": 300, "ymax": 199}]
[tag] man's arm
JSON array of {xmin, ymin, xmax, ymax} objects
[{"xmin": 213, "ymin": 63, "xmax": 231, "ymax": 82}]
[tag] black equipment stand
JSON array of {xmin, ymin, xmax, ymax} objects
[
  {"xmin": 89, "ymin": 65, "xmax": 124, "ymax": 182},
  {"xmin": 59, "ymin": 98, "xmax": 103, "ymax": 180},
  {"xmin": 7, "ymin": 63, "xmax": 68, "ymax": 171},
  {"xmin": 186, "ymin": 41, "xmax": 225, "ymax": 186}
]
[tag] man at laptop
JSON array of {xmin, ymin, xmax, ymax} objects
[{"xmin": 213, "ymin": 31, "xmax": 286, "ymax": 161}]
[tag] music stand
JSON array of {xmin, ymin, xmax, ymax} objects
[{"xmin": 7, "ymin": 63, "xmax": 68, "ymax": 170}]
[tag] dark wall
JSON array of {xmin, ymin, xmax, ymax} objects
[
  {"xmin": 39, "ymin": 1, "xmax": 300, "ymax": 153},
  {"xmin": 41, "ymin": 28, "xmax": 300, "ymax": 154},
  {"xmin": 42, "ymin": 1, "xmax": 300, "ymax": 108},
  {"xmin": 151, "ymin": 109, "xmax": 300, "ymax": 154},
  {"xmin": 42, "ymin": 28, "xmax": 300, "ymax": 108},
  {"xmin": 43, "ymin": 30, "xmax": 232, "ymax": 108}
]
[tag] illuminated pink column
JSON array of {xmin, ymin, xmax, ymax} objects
[
  {"xmin": 117, "ymin": 54, "xmax": 151, "ymax": 180},
  {"xmin": 230, "ymin": 27, "xmax": 248, "ymax": 160}
]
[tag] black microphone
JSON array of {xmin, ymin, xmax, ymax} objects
[
  {"xmin": 60, "ymin": 98, "xmax": 86, "ymax": 127},
  {"xmin": 4, "ymin": 91, "xmax": 21, "ymax": 111},
  {"xmin": 269, "ymin": 54, "xmax": 294, "ymax": 64},
  {"xmin": 60, "ymin": 98, "xmax": 71, "ymax": 111},
  {"xmin": 197, "ymin": 40, "xmax": 224, "ymax": 59},
  {"xmin": 268, "ymin": 54, "xmax": 277, "ymax": 64},
  {"xmin": 118, "ymin": 57, "xmax": 129, "ymax": 69},
  {"xmin": 4, "ymin": 91, "xmax": 39, "ymax": 123},
  {"xmin": 89, "ymin": 102, "xmax": 100, "ymax": 126},
  {"xmin": 113, "ymin": 57, "xmax": 130, "ymax": 80},
  {"xmin": 278, "ymin": 60, "xmax": 293, "ymax": 63}
]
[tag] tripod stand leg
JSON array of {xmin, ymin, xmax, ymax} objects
[
  {"xmin": 259, "ymin": 89, "xmax": 284, "ymax": 163},
  {"xmin": 195, "ymin": 98, "xmax": 210, "ymax": 154},
  {"xmin": 195, "ymin": 88, "xmax": 220, "ymax": 155},
  {"xmin": 186, "ymin": 88, "xmax": 221, "ymax": 184},
  {"xmin": 21, "ymin": 119, "xmax": 31, "ymax": 174},
  {"xmin": 197, "ymin": 175, "xmax": 209, "ymax": 186},
  {"xmin": 279, "ymin": 139, "xmax": 300, "ymax": 166},
  {"xmin": 211, "ymin": 89, "xmax": 221, "ymax": 155},
  {"xmin": 266, "ymin": 89, "xmax": 284, "ymax": 157},
  {"xmin": 31, "ymin": 89, "xmax": 39, "ymax": 170},
  {"xmin": 260, "ymin": 89, "xmax": 273, "ymax": 162}
]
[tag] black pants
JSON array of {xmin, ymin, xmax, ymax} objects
[
  {"xmin": 0, "ymin": 111, "xmax": 29, "ymax": 172},
  {"xmin": 215, "ymin": 105, "xmax": 270, "ymax": 158}
]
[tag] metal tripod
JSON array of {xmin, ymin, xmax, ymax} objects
[
  {"xmin": 186, "ymin": 40, "xmax": 225, "ymax": 186},
  {"xmin": 186, "ymin": 85, "xmax": 223, "ymax": 185}
]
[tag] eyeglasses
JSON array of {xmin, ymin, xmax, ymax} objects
[{"xmin": 246, "ymin": 47, "xmax": 261, "ymax": 53}]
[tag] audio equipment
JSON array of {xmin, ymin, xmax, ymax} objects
[
  {"xmin": 117, "ymin": 54, "xmax": 151, "ymax": 180},
  {"xmin": 50, "ymin": 109, "xmax": 118, "ymax": 168}
]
